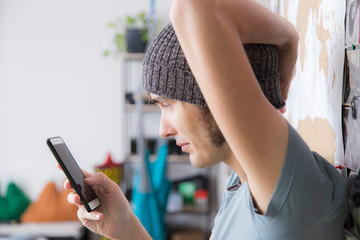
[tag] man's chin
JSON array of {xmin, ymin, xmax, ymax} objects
[{"xmin": 189, "ymin": 155, "xmax": 214, "ymax": 168}]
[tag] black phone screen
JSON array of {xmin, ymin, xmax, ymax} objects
[{"xmin": 49, "ymin": 138, "xmax": 97, "ymax": 203}]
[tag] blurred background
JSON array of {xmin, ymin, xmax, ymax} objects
[{"xmin": 0, "ymin": 0, "xmax": 173, "ymax": 201}]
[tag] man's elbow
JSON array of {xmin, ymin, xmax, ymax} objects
[
  {"xmin": 170, "ymin": 0, "xmax": 217, "ymax": 27},
  {"xmin": 170, "ymin": 0, "xmax": 193, "ymax": 26}
]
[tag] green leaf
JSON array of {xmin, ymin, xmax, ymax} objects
[
  {"xmin": 141, "ymin": 28, "xmax": 149, "ymax": 42},
  {"xmin": 126, "ymin": 16, "xmax": 136, "ymax": 28},
  {"xmin": 104, "ymin": 12, "xmax": 158, "ymax": 56}
]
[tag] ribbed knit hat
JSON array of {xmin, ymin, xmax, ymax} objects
[{"xmin": 143, "ymin": 24, "xmax": 285, "ymax": 109}]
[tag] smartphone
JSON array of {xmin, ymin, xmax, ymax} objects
[{"xmin": 47, "ymin": 137, "xmax": 101, "ymax": 212}]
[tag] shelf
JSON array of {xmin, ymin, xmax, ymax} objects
[
  {"xmin": 0, "ymin": 221, "xmax": 83, "ymax": 238},
  {"xmin": 125, "ymin": 154, "xmax": 190, "ymax": 164},
  {"xmin": 125, "ymin": 104, "xmax": 160, "ymax": 112},
  {"xmin": 168, "ymin": 204, "xmax": 210, "ymax": 215},
  {"xmin": 122, "ymin": 53, "xmax": 146, "ymax": 61}
]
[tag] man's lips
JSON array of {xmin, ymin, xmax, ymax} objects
[{"xmin": 177, "ymin": 143, "xmax": 190, "ymax": 152}]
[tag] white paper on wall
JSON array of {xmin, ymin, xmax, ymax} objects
[{"xmin": 279, "ymin": 0, "xmax": 345, "ymax": 166}]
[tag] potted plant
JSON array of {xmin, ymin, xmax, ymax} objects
[{"xmin": 104, "ymin": 12, "xmax": 154, "ymax": 55}]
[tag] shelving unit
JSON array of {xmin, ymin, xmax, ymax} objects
[
  {"xmin": 121, "ymin": 53, "xmax": 214, "ymax": 238},
  {"xmin": 125, "ymin": 154, "xmax": 190, "ymax": 164},
  {"xmin": 168, "ymin": 204, "xmax": 209, "ymax": 215}
]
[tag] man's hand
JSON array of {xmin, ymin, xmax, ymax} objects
[{"xmin": 64, "ymin": 170, "xmax": 152, "ymax": 240}]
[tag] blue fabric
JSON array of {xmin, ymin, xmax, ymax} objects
[
  {"xmin": 132, "ymin": 143, "xmax": 171, "ymax": 240},
  {"xmin": 212, "ymin": 123, "xmax": 348, "ymax": 240}
]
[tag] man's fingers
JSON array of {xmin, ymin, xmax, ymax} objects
[
  {"xmin": 84, "ymin": 172, "xmax": 118, "ymax": 193},
  {"xmin": 82, "ymin": 169, "xmax": 93, "ymax": 178},
  {"xmin": 64, "ymin": 179, "xmax": 73, "ymax": 190},
  {"xmin": 84, "ymin": 172, "xmax": 106, "ymax": 185},
  {"xmin": 279, "ymin": 105, "xmax": 286, "ymax": 114},
  {"xmin": 67, "ymin": 191, "xmax": 82, "ymax": 205},
  {"xmin": 77, "ymin": 208, "xmax": 103, "ymax": 221},
  {"xmin": 67, "ymin": 192, "xmax": 103, "ymax": 221}
]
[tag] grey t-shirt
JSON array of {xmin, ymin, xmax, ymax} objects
[{"xmin": 212, "ymin": 123, "xmax": 348, "ymax": 240}]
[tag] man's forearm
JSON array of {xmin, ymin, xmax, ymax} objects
[
  {"xmin": 227, "ymin": 0, "xmax": 298, "ymax": 102},
  {"xmin": 171, "ymin": 0, "xmax": 298, "ymax": 57},
  {"xmin": 230, "ymin": 0, "xmax": 298, "ymax": 48}
]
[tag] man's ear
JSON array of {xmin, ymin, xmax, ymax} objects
[{"xmin": 145, "ymin": 92, "xmax": 153, "ymax": 104}]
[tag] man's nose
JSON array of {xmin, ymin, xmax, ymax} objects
[{"xmin": 159, "ymin": 113, "xmax": 176, "ymax": 138}]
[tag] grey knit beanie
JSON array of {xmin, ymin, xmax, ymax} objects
[{"xmin": 143, "ymin": 24, "xmax": 285, "ymax": 109}]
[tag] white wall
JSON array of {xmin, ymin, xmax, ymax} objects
[{"xmin": 0, "ymin": 0, "xmax": 171, "ymax": 200}]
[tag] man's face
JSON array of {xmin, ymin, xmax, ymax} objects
[{"xmin": 150, "ymin": 93, "xmax": 231, "ymax": 167}]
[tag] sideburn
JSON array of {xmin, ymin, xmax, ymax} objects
[{"xmin": 198, "ymin": 106, "xmax": 226, "ymax": 148}]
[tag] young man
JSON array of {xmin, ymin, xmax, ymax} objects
[{"xmin": 65, "ymin": 0, "xmax": 348, "ymax": 239}]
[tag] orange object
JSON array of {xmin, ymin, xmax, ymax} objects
[
  {"xmin": 95, "ymin": 153, "xmax": 123, "ymax": 185},
  {"xmin": 20, "ymin": 182, "xmax": 78, "ymax": 222}
]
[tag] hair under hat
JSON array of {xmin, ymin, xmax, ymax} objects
[{"xmin": 143, "ymin": 24, "xmax": 285, "ymax": 109}]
